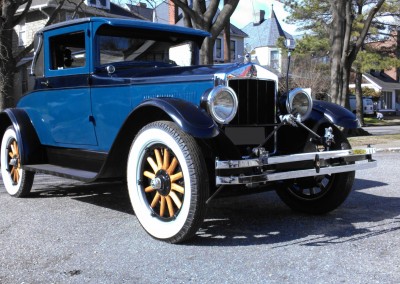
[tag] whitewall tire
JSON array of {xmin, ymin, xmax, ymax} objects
[
  {"xmin": 127, "ymin": 121, "xmax": 208, "ymax": 243},
  {"xmin": 1, "ymin": 126, "xmax": 34, "ymax": 197}
]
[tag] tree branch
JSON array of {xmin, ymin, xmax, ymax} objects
[{"xmin": 12, "ymin": 0, "xmax": 32, "ymax": 27}]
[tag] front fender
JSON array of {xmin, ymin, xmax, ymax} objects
[
  {"xmin": 0, "ymin": 109, "xmax": 44, "ymax": 165},
  {"xmin": 312, "ymin": 100, "xmax": 359, "ymax": 128},
  {"xmin": 98, "ymin": 98, "xmax": 218, "ymax": 179},
  {"xmin": 138, "ymin": 98, "xmax": 219, "ymax": 138}
]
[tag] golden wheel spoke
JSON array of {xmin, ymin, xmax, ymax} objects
[
  {"xmin": 144, "ymin": 185, "xmax": 155, "ymax": 193},
  {"xmin": 167, "ymin": 157, "xmax": 178, "ymax": 175},
  {"xmin": 162, "ymin": 149, "xmax": 170, "ymax": 170},
  {"xmin": 160, "ymin": 196, "xmax": 166, "ymax": 217},
  {"xmin": 15, "ymin": 169, "xmax": 20, "ymax": 183},
  {"xmin": 165, "ymin": 196, "xmax": 174, "ymax": 217},
  {"xmin": 10, "ymin": 144, "xmax": 16, "ymax": 155},
  {"xmin": 143, "ymin": 171, "xmax": 155, "ymax": 179},
  {"xmin": 170, "ymin": 172, "xmax": 183, "ymax": 183},
  {"xmin": 169, "ymin": 191, "xmax": 182, "ymax": 209},
  {"xmin": 171, "ymin": 183, "xmax": 184, "ymax": 194},
  {"xmin": 13, "ymin": 141, "xmax": 19, "ymax": 155},
  {"xmin": 9, "ymin": 151, "xmax": 13, "ymax": 158},
  {"xmin": 150, "ymin": 192, "xmax": 160, "ymax": 208},
  {"xmin": 146, "ymin": 157, "xmax": 158, "ymax": 174},
  {"xmin": 154, "ymin": 149, "xmax": 163, "ymax": 170}
]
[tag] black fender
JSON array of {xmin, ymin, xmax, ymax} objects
[
  {"xmin": 138, "ymin": 98, "xmax": 219, "ymax": 138},
  {"xmin": 0, "ymin": 109, "xmax": 44, "ymax": 165},
  {"xmin": 311, "ymin": 100, "xmax": 359, "ymax": 129},
  {"xmin": 98, "ymin": 98, "xmax": 219, "ymax": 179}
]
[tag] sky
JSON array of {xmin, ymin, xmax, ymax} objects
[{"xmin": 230, "ymin": 0, "xmax": 300, "ymax": 35}]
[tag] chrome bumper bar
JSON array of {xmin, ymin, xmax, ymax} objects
[{"xmin": 216, "ymin": 148, "xmax": 377, "ymax": 186}]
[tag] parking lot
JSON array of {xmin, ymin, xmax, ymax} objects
[{"xmin": 0, "ymin": 151, "xmax": 399, "ymax": 283}]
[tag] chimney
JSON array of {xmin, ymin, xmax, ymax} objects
[
  {"xmin": 169, "ymin": 0, "xmax": 178, "ymax": 25},
  {"xmin": 253, "ymin": 10, "xmax": 265, "ymax": 26},
  {"xmin": 137, "ymin": 2, "xmax": 147, "ymax": 8}
]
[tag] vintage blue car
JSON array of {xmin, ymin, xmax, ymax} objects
[{"xmin": 0, "ymin": 17, "xmax": 376, "ymax": 243}]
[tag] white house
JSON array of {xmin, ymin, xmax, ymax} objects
[{"xmin": 242, "ymin": 8, "xmax": 294, "ymax": 73}]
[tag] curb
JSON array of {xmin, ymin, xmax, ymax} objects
[{"xmin": 376, "ymin": 147, "xmax": 400, "ymax": 153}]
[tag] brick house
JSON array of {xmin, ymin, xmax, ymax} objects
[{"xmin": 351, "ymin": 29, "xmax": 400, "ymax": 115}]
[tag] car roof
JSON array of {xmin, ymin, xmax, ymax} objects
[{"xmin": 39, "ymin": 17, "xmax": 210, "ymax": 38}]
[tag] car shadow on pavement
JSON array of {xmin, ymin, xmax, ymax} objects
[
  {"xmin": 29, "ymin": 178, "xmax": 134, "ymax": 215},
  {"xmin": 189, "ymin": 178, "xmax": 400, "ymax": 246},
  {"xmin": 25, "ymin": 176, "xmax": 400, "ymax": 247}
]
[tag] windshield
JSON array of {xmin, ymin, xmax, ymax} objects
[{"xmin": 96, "ymin": 26, "xmax": 199, "ymax": 68}]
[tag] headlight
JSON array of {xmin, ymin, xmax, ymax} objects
[
  {"xmin": 286, "ymin": 88, "xmax": 313, "ymax": 121},
  {"xmin": 205, "ymin": 86, "xmax": 238, "ymax": 124}
]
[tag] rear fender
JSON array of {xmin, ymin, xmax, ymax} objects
[{"xmin": 0, "ymin": 109, "xmax": 44, "ymax": 165}]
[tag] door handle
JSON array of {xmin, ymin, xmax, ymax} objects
[{"xmin": 41, "ymin": 80, "xmax": 50, "ymax": 87}]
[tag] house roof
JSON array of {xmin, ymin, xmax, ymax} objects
[
  {"xmin": 364, "ymin": 72, "xmax": 400, "ymax": 91},
  {"xmin": 126, "ymin": 3, "xmax": 153, "ymax": 21},
  {"xmin": 17, "ymin": 0, "xmax": 143, "ymax": 19},
  {"xmin": 242, "ymin": 8, "xmax": 293, "ymax": 49}
]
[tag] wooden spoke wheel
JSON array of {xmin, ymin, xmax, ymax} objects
[
  {"xmin": 142, "ymin": 146, "xmax": 185, "ymax": 219},
  {"xmin": 1, "ymin": 127, "xmax": 34, "ymax": 197},
  {"xmin": 127, "ymin": 121, "xmax": 208, "ymax": 243},
  {"xmin": 276, "ymin": 126, "xmax": 355, "ymax": 214}
]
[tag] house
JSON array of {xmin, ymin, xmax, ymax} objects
[
  {"xmin": 350, "ymin": 29, "xmax": 400, "ymax": 115},
  {"xmin": 125, "ymin": 1, "xmax": 248, "ymax": 63},
  {"xmin": 13, "ymin": 0, "xmax": 144, "ymax": 99},
  {"xmin": 242, "ymin": 8, "xmax": 294, "ymax": 73}
]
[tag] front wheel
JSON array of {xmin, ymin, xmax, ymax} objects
[
  {"xmin": 1, "ymin": 126, "xmax": 34, "ymax": 197},
  {"xmin": 127, "ymin": 121, "xmax": 208, "ymax": 243},
  {"xmin": 276, "ymin": 126, "xmax": 355, "ymax": 214}
]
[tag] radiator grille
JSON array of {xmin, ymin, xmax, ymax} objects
[{"xmin": 228, "ymin": 79, "xmax": 276, "ymax": 125}]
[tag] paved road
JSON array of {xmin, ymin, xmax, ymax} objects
[
  {"xmin": 1, "ymin": 152, "xmax": 399, "ymax": 283},
  {"xmin": 364, "ymin": 125, "xmax": 400, "ymax": 135}
]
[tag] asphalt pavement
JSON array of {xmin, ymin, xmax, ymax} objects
[{"xmin": 0, "ymin": 152, "xmax": 399, "ymax": 283}]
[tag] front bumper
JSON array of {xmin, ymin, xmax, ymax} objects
[{"xmin": 216, "ymin": 148, "xmax": 376, "ymax": 186}]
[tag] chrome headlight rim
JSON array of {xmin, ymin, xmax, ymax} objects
[
  {"xmin": 206, "ymin": 86, "xmax": 238, "ymax": 125},
  {"xmin": 286, "ymin": 88, "xmax": 313, "ymax": 122}
]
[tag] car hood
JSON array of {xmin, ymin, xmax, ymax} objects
[{"xmin": 98, "ymin": 63, "xmax": 279, "ymax": 84}]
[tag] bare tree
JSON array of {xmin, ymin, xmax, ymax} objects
[
  {"xmin": 170, "ymin": 0, "xmax": 239, "ymax": 64},
  {"xmin": 0, "ymin": 0, "xmax": 70, "ymax": 110}
]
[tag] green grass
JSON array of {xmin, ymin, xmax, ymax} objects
[{"xmin": 348, "ymin": 134, "xmax": 400, "ymax": 147}]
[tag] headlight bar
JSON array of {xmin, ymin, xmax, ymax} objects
[
  {"xmin": 205, "ymin": 85, "xmax": 238, "ymax": 124},
  {"xmin": 286, "ymin": 88, "xmax": 313, "ymax": 122}
]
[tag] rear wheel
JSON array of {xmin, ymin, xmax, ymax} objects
[
  {"xmin": 276, "ymin": 126, "xmax": 355, "ymax": 214},
  {"xmin": 127, "ymin": 121, "xmax": 208, "ymax": 243},
  {"xmin": 1, "ymin": 126, "xmax": 34, "ymax": 197}
]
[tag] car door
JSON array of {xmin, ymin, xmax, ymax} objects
[{"xmin": 41, "ymin": 23, "xmax": 97, "ymax": 146}]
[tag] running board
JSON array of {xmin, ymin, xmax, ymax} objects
[{"xmin": 23, "ymin": 164, "xmax": 97, "ymax": 182}]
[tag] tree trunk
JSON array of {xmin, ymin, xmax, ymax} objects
[
  {"xmin": 355, "ymin": 70, "xmax": 365, "ymax": 126},
  {"xmin": 0, "ymin": 28, "xmax": 17, "ymax": 110},
  {"xmin": 329, "ymin": 0, "xmax": 346, "ymax": 104},
  {"xmin": 200, "ymin": 37, "xmax": 215, "ymax": 65}
]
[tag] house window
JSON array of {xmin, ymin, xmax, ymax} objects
[
  {"xmin": 381, "ymin": 91, "xmax": 393, "ymax": 109},
  {"xmin": 270, "ymin": 50, "xmax": 279, "ymax": 70},
  {"xmin": 215, "ymin": 38, "xmax": 222, "ymax": 59},
  {"xmin": 17, "ymin": 20, "xmax": 26, "ymax": 47},
  {"xmin": 230, "ymin": 40, "xmax": 236, "ymax": 61}
]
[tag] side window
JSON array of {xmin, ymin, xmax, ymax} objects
[{"xmin": 49, "ymin": 31, "xmax": 86, "ymax": 70}]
